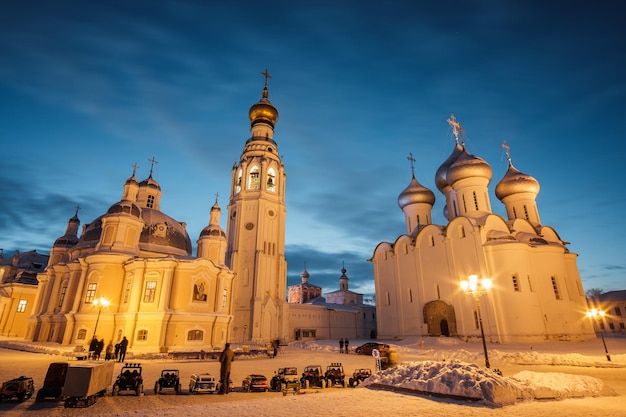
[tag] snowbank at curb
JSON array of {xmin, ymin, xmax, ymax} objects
[{"xmin": 361, "ymin": 360, "xmax": 615, "ymax": 406}]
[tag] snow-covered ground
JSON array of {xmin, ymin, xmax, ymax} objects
[{"xmin": 0, "ymin": 335, "xmax": 625, "ymax": 416}]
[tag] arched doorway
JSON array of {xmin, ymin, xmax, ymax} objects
[{"xmin": 423, "ymin": 300, "xmax": 456, "ymax": 337}]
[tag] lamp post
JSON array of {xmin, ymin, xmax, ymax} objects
[
  {"xmin": 460, "ymin": 274, "xmax": 492, "ymax": 369},
  {"xmin": 586, "ymin": 308, "xmax": 611, "ymax": 361},
  {"xmin": 92, "ymin": 297, "xmax": 110, "ymax": 339}
]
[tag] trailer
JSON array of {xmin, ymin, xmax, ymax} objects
[
  {"xmin": 36, "ymin": 362, "xmax": 68, "ymax": 402},
  {"xmin": 62, "ymin": 361, "xmax": 114, "ymax": 408}
]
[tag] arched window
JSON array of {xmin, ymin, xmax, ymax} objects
[
  {"xmin": 266, "ymin": 167, "xmax": 276, "ymax": 191},
  {"xmin": 248, "ymin": 166, "xmax": 260, "ymax": 190},
  {"xmin": 77, "ymin": 329, "xmax": 87, "ymax": 340},
  {"xmin": 235, "ymin": 169, "xmax": 243, "ymax": 193}
]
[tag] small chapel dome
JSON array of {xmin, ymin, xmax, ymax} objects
[
  {"xmin": 200, "ymin": 224, "xmax": 226, "ymax": 238},
  {"xmin": 446, "ymin": 148, "xmax": 492, "ymax": 185},
  {"xmin": 53, "ymin": 212, "xmax": 80, "ymax": 247},
  {"xmin": 139, "ymin": 175, "xmax": 161, "ymax": 191},
  {"xmin": 249, "ymin": 86, "xmax": 279, "ymax": 127},
  {"xmin": 495, "ymin": 163, "xmax": 540, "ymax": 200},
  {"xmin": 398, "ymin": 176, "xmax": 435, "ymax": 209},
  {"xmin": 435, "ymin": 142, "xmax": 464, "ymax": 192}
]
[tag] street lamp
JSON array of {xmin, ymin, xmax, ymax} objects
[
  {"xmin": 92, "ymin": 297, "xmax": 110, "ymax": 339},
  {"xmin": 460, "ymin": 274, "xmax": 492, "ymax": 368},
  {"xmin": 586, "ymin": 308, "xmax": 611, "ymax": 361}
]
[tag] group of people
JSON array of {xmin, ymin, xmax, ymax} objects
[
  {"xmin": 89, "ymin": 336, "xmax": 128, "ymax": 362},
  {"xmin": 339, "ymin": 338, "xmax": 350, "ymax": 353}
]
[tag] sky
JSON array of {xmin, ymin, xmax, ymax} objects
[
  {"xmin": 1, "ymin": 336, "xmax": 625, "ymax": 416},
  {"xmin": 1, "ymin": 1, "xmax": 625, "ymax": 299}
]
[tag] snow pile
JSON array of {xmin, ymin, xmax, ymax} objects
[{"xmin": 360, "ymin": 359, "xmax": 615, "ymax": 406}]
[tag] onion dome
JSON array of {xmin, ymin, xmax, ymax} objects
[
  {"xmin": 435, "ymin": 142, "xmax": 463, "ymax": 192},
  {"xmin": 249, "ymin": 85, "xmax": 279, "ymax": 127},
  {"xmin": 495, "ymin": 162, "xmax": 540, "ymax": 200},
  {"xmin": 398, "ymin": 175, "xmax": 435, "ymax": 209},
  {"xmin": 300, "ymin": 267, "xmax": 310, "ymax": 284},
  {"xmin": 446, "ymin": 147, "xmax": 492, "ymax": 185}
]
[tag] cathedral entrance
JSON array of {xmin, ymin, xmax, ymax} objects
[{"xmin": 423, "ymin": 300, "xmax": 456, "ymax": 337}]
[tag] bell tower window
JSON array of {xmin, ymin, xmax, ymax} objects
[
  {"xmin": 248, "ymin": 166, "xmax": 260, "ymax": 190},
  {"xmin": 235, "ymin": 169, "xmax": 242, "ymax": 193},
  {"xmin": 147, "ymin": 195, "xmax": 155, "ymax": 208},
  {"xmin": 266, "ymin": 167, "xmax": 276, "ymax": 192}
]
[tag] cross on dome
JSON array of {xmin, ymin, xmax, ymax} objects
[
  {"xmin": 407, "ymin": 152, "xmax": 416, "ymax": 177},
  {"xmin": 261, "ymin": 69, "xmax": 271, "ymax": 87},
  {"xmin": 148, "ymin": 157, "xmax": 158, "ymax": 177},
  {"xmin": 447, "ymin": 114, "xmax": 465, "ymax": 146}
]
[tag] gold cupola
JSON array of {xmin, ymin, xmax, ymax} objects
[{"xmin": 249, "ymin": 70, "xmax": 279, "ymax": 128}]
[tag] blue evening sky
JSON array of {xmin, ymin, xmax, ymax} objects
[{"xmin": 1, "ymin": 1, "xmax": 624, "ymax": 299}]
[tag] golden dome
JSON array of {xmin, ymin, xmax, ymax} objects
[
  {"xmin": 435, "ymin": 142, "xmax": 463, "ymax": 192},
  {"xmin": 398, "ymin": 176, "xmax": 435, "ymax": 209},
  {"xmin": 495, "ymin": 163, "xmax": 540, "ymax": 200},
  {"xmin": 446, "ymin": 148, "xmax": 492, "ymax": 184},
  {"xmin": 249, "ymin": 86, "xmax": 279, "ymax": 127}
]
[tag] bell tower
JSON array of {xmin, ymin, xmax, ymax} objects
[{"xmin": 226, "ymin": 70, "xmax": 287, "ymax": 343}]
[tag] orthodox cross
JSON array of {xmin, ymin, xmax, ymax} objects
[
  {"xmin": 214, "ymin": 192, "xmax": 219, "ymax": 203},
  {"xmin": 262, "ymin": 69, "xmax": 271, "ymax": 87},
  {"xmin": 407, "ymin": 152, "xmax": 416, "ymax": 177},
  {"xmin": 74, "ymin": 205, "xmax": 81, "ymax": 216},
  {"xmin": 131, "ymin": 162, "xmax": 139, "ymax": 177},
  {"xmin": 502, "ymin": 140, "xmax": 512, "ymax": 165},
  {"xmin": 447, "ymin": 114, "xmax": 464, "ymax": 146},
  {"xmin": 148, "ymin": 157, "xmax": 158, "ymax": 177}
]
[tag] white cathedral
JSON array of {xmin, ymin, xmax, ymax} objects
[{"xmin": 371, "ymin": 115, "xmax": 595, "ymax": 343}]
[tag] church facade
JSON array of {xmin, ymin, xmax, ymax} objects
[
  {"xmin": 26, "ymin": 165, "xmax": 235, "ymax": 350},
  {"xmin": 372, "ymin": 116, "xmax": 595, "ymax": 343}
]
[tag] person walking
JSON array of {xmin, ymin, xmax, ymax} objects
[
  {"xmin": 218, "ymin": 343, "xmax": 235, "ymax": 394},
  {"xmin": 94, "ymin": 338, "xmax": 104, "ymax": 360},
  {"xmin": 344, "ymin": 338, "xmax": 350, "ymax": 354},
  {"xmin": 339, "ymin": 338, "xmax": 344, "ymax": 353},
  {"xmin": 118, "ymin": 336, "xmax": 128, "ymax": 362}
]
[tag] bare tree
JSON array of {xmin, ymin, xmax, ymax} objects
[{"xmin": 586, "ymin": 288, "xmax": 604, "ymax": 304}]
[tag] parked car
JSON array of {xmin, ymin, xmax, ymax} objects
[
  {"xmin": 241, "ymin": 374, "xmax": 269, "ymax": 392},
  {"xmin": 279, "ymin": 367, "xmax": 300, "ymax": 395},
  {"xmin": 112, "ymin": 363, "xmax": 143, "ymax": 396},
  {"xmin": 189, "ymin": 373, "xmax": 218, "ymax": 394},
  {"xmin": 324, "ymin": 363, "xmax": 346, "ymax": 388},
  {"xmin": 349, "ymin": 368, "xmax": 372, "ymax": 387},
  {"xmin": 1, "ymin": 376, "xmax": 34, "ymax": 402},
  {"xmin": 154, "ymin": 369, "xmax": 181, "ymax": 394},
  {"xmin": 354, "ymin": 342, "xmax": 390, "ymax": 355},
  {"xmin": 300, "ymin": 365, "xmax": 325, "ymax": 389}
]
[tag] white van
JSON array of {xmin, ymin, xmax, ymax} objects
[{"xmin": 188, "ymin": 373, "xmax": 218, "ymax": 394}]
